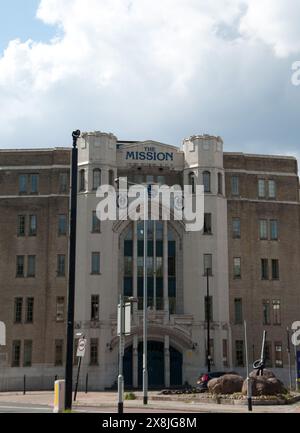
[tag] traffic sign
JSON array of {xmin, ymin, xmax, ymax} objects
[
  {"xmin": 117, "ymin": 302, "xmax": 131, "ymax": 336},
  {"xmin": 76, "ymin": 338, "xmax": 87, "ymax": 358}
]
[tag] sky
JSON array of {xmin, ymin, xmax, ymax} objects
[{"xmin": 0, "ymin": 0, "xmax": 299, "ymax": 162}]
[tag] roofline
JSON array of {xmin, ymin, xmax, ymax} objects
[
  {"xmin": 0, "ymin": 147, "xmax": 71, "ymax": 152},
  {"xmin": 224, "ymin": 152, "xmax": 297, "ymax": 161}
]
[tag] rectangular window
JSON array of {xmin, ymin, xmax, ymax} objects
[
  {"xmin": 57, "ymin": 255, "xmax": 66, "ymax": 277},
  {"xmin": 30, "ymin": 174, "xmax": 39, "ymax": 194},
  {"xmin": 262, "ymin": 299, "xmax": 270, "ymax": 325},
  {"xmin": 258, "ymin": 179, "xmax": 266, "ymax": 198},
  {"xmin": 29, "ymin": 215, "xmax": 37, "ymax": 236},
  {"xmin": 203, "ymin": 213, "xmax": 212, "ymax": 235},
  {"xmin": 261, "ymin": 259, "xmax": 269, "ymax": 280},
  {"xmin": 91, "ymin": 252, "xmax": 100, "ymax": 274},
  {"xmin": 235, "ymin": 340, "xmax": 244, "ymax": 367},
  {"xmin": 90, "ymin": 338, "xmax": 98, "ymax": 366},
  {"xmin": 59, "ymin": 173, "xmax": 68, "ymax": 193},
  {"xmin": 17, "ymin": 215, "xmax": 26, "ymax": 236},
  {"xmin": 124, "ymin": 257, "xmax": 133, "ymax": 277},
  {"xmin": 19, "ymin": 175, "xmax": 27, "ymax": 194},
  {"xmin": 54, "ymin": 340, "xmax": 63, "ymax": 366},
  {"xmin": 16, "ymin": 256, "xmax": 25, "ymax": 277},
  {"xmin": 272, "ymin": 300, "xmax": 281, "ymax": 325},
  {"xmin": 233, "ymin": 257, "xmax": 241, "ymax": 279},
  {"xmin": 56, "ymin": 297, "xmax": 65, "ymax": 322},
  {"xmin": 232, "ymin": 218, "xmax": 241, "ymax": 239},
  {"xmin": 234, "ymin": 298, "xmax": 243, "ymax": 324},
  {"xmin": 58, "ymin": 214, "xmax": 67, "ymax": 236},
  {"xmin": 259, "ymin": 220, "xmax": 268, "ymax": 240},
  {"xmin": 27, "ymin": 255, "xmax": 36, "ymax": 277},
  {"xmin": 275, "ymin": 343, "xmax": 283, "ymax": 368},
  {"xmin": 222, "ymin": 339, "xmax": 228, "ymax": 367},
  {"xmin": 92, "ymin": 211, "xmax": 101, "ymax": 233},
  {"xmin": 12, "ymin": 340, "xmax": 21, "ymax": 367},
  {"xmin": 268, "ymin": 180, "xmax": 276, "ymax": 199},
  {"xmin": 23, "ymin": 340, "xmax": 32, "ymax": 367},
  {"xmin": 204, "ymin": 296, "xmax": 213, "ymax": 322},
  {"xmin": 265, "ymin": 341, "xmax": 272, "ymax": 367},
  {"xmin": 231, "ymin": 176, "xmax": 239, "ymax": 196},
  {"xmin": 14, "ymin": 298, "xmax": 23, "ymax": 324},
  {"xmin": 204, "ymin": 254, "xmax": 213, "ymax": 276},
  {"xmin": 26, "ymin": 298, "xmax": 34, "ymax": 323},
  {"xmin": 272, "ymin": 259, "xmax": 280, "ymax": 280},
  {"xmin": 91, "ymin": 295, "xmax": 99, "ymax": 321},
  {"xmin": 270, "ymin": 220, "xmax": 278, "ymax": 240}
]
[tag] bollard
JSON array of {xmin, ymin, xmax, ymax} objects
[
  {"xmin": 53, "ymin": 380, "xmax": 65, "ymax": 413},
  {"xmin": 85, "ymin": 373, "xmax": 88, "ymax": 394}
]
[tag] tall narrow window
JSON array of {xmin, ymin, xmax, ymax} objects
[
  {"xmin": 262, "ymin": 300, "xmax": 270, "ymax": 325},
  {"xmin": 218, "ymin": 173, "xmax": 223, "ymax": 195},
  {"xmin": 79, "ymin": 169, "xmax": 85, "ymax": 191},
  {"xmin": 265, "ymin": 341, "xmax": 272, "ymax": 367},
  {"xmin": 59, "ymin": 173, "xmax": 68, "ymax": 193},
  {"xmin": 232, "ymin": 218, "xmax": 241, "ymax": 239},
  {"xmin": 91, "ymin": 295, "xmax": 99, "ymax": 321},
  {"xmin": 14, "ymin": 298, "xmax": 23, "ymax": 324},
  {"xmin": 12, "ymin": 340, "xmax": 21, "ymax": 367},
  {"xmin": 272, "ymin": 300, "xmax": 281, "ymax": 325},
  {"xmin": 258, "ymin": 179, "xmax": 266, "ymax": 198},
  {"xmin": 90, "ymin": 338, "xmax": 99, "ymax": 366},
  {"xmin": 233, "ymin": 257, "xmax": 241, "ymax": 279},
  {"xmin": 93, "ymin": 169, "xmax": 101, "ymax": 190},
  {"xmin": 275, "ymin": 343, "xmax": 283, "ymax": 367},
  {"xmin": 56, "ymin": 297, "xmax": 65, "ymax": 322},
  {"xmin": 204, "ymin": 296, "xmax": 213, "ymax": 321},
  {"xmin": 222, "ymin": 340, "xmax": 228, "ymax": 367},
  {"xmin": 203, "ymin": 171, "xmax": 211, "ymax": 193},
  {"xmin": 16, "ymin": 256, "xmax": 25, "ymax": 277},
  {"xmin": 203, "ymin": 213, "xmax": 212, "ymax": 235},
  {"xmin": 261, "ymin": 259, "xmax": 269, "ymax": 280},
  {"xmin": 19, "ymin": 175, "xmax": 27, "ymax": 194},
  {"xmin": 234, "ymin": 298, "xmax": 243, "ymax": 324},
  {"xmin": 26, "ymin": 298, "xmax": 34, "ymax": 323},
  {"xmin": 268, "ymin": 180, "xmax": 276, "ymax": 199},
  {"xmin": 204, "ymin": 254, "xmax": 213, "ymax": 276},
  {"xmin": 30, "ymin": 174, "xmax": 39, "ymax": 194},
  {"xmin": 58, "ymin": 214, "xmax": 67, "ymax": 236},
  {"xmin": 259, "ymin": 220, "xmax": 268, "ymax": 240},
  {"xmin": 54, "ymin": 340, "xmax": 63, "ymax": 366},
  {"xmin": 189, "ymin": 172, "xmax": 196, "ymax": 194},
  {"xmin": 27, "ymin": 255, "xmax": 36, "ymax": 278},
  {"xmin": 272, "ymin": 259, "xmax": 280, "ymax": 280},
  {"xmin": 23, "ymin": 340, "xmax": 32, "ymax": 367},
  {"xmin": 231, "ymin": 176, "xmax": 239, "ymax": 196},
  {"xmin": 91, "ymin": 252, "xmax": 100, "ymax": 274},
  {"xmin": 17, "ymin": 215, "xmax": 26, "ymax": 236},
  {"xmin": 235, "ymin": 340, "xmax": 244, "ymax": 367},
  {"xmin": 109, "ymin": 170, "xmax": 114, "ymax": 186},
  {"xmin": 29, "ymin": 215, "xmax": 37, "ymax": 236},
  {"xmin": 57, "ymin": 255, "xmax": 66, "ymax": 277},
  {"xmin": 92, "ymin": 211, "xmax": 101, "ymax": 233},
  {"xmin": 270, "ymin": 220, "xmax": 278, "ymax": 240}
]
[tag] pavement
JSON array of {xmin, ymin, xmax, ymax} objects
[{"xmin": 0, "ymin": 391, "xmax": 300, "ymax": 413}]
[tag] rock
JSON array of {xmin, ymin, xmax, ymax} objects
[
  {"xmin": 207, "ymin": 374, "xmax": 244, "ymax": 395},
  {"xmin": 242, "ymin": 370, "xmax": 287, "ymax": 396}
]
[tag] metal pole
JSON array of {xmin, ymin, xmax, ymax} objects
[
  {"xmin": 244, "ymin": 321, "xmax": 252, "ymax": 412},
  {"xmin": 118, "ymin": 294, "xmax": 124, "ymax": 414},
  {"xmin": 74, "ymin": 356, "xmax": 82, "ymax": 402},
  {"xmin": 287, "ymin": 327, "xmax": 292, "ymax": 391},
  {"xmin": 85, "ymin": 373, "xmax": 88, "ymax": 394},
  {"xmin": 64, "ymin": 130, "xmax": 80, "ymax": 411},
  {"xmin": 23, "ymin": 375, "xmax": 26, "ymax": 395},
  {"xmin": 294, "ymin": 344, "xmax": 299, "ymax": 392},
  {"xmin": 206, "ymin": 268, "xmax": 211, "ymax": 373},
  {"xmin": 143, "ymin": 186, "xmax": 148, "ymax": 405}
]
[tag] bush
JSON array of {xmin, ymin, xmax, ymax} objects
[{"xmin": 125, "ymin": 392, "xmax": 136, "ymax": 400}]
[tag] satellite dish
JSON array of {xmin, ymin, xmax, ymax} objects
[{"xmin": 0, "ymin": 321, "xmax": 6, "ymax": 346}]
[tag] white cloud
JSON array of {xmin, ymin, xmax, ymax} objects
[{"xmin": 0, "ymin": 0, "xmax": 299, "ymax": 158}]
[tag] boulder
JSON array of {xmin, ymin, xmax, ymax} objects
[
  {"xmin": 242, "ymin": 370, "xmax": 287, "ymax": 396},
  {"xmin": 208, "ymin": 374, "xmax": 244, "ymax": 395}
]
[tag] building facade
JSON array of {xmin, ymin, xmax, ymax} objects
[{"xmin": 0, "ymin": 132, "xmax": 299, "ymax": 391}]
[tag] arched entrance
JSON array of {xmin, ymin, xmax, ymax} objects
[{"xmin": 123, "ymin": 340, "xmax": 183, "ymax": 389}]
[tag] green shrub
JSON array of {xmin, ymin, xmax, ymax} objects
[{"xmin": 125, "ymin": 392, "xmax": 136, "ymax": 400}]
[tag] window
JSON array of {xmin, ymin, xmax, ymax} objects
[
  {"xmin": 23, "ymin": 340, "xmax": 32, "ymax": 367},
  {"xmin": 59, "ymin": 173, "xmax": 68, "ymax": 193},
  {"xmin": 93, "ymin": 169, "xmax": 101, "ymax": 190},
  {"xmin": 17, "ymin": 215, "xmax": 26, "ymax": 236},
  {"xmin": 26, "ymin": 298, "xmax": 34, "ymax": 323},
  {"xmin": 58, "ymin": 214, "xmax": 67, "ymax": 236},
  {"xmin": 235, "ymin": 340, "xmax": 244, "ymax": 367},
  {"xmin": 222, "ymin": 339, "xmax": 228, "ymax": 367},
  {"xmin": 54, "ymin": 340, "xmax": 63, "ymax": 366},
  {"xmin": 109, "ymin": 170, "xmax": 114, "ymax": 186},
  {"xmin": 19, "ymin": 175, "xmax": 27, "ymax": 194},
  {"xmin": 233, "ymin": 257, "xmax": 241, "ymax": 279},
  {"xmin": 189, "ymin": 172, "xmax": 196, "ymax": 194},
  {"xmin": 16, "ymin": 256, "xmax": 25, "ymax": 277},
  {"xmin": 79, "ymin": 169, "xmax": 85, "ymax": 191},
  {"xmin": 259, "ymin": 220, "xmax": 268, "ymax": 240},
  {"xmin": 232, "ymin": 218, "xmax": 241, "ymax": 239},
  {"xmin": 27, "ymin": 255, "xmax": 36, "ymax": 277},
  {"xmin": 91, "ymin": 295, "xmax": 99, "ymax": 321},
  {"xmin": 265, "ymin": 341, "xmax": 272, "ymax": 367},
  {"xmin": 204, "ymin": 254, "xmax": 212, "ymax": 276},
  {"xmin": 124, "ymin": 256, "xmax": 133, "ymax": 277},
  {"xmin": 231, "ymin": 176, "xmax": 239, "ymax": 196},
  {"xmin": 262, "ymin": 300, "xmax": 270, "ymax": 325},
  {"xmin": 30, "ymin": 174, "xmax": 39, "ymax": 194},
  {"xmin": 204, "ymin": 296, "xmax": 213, "ymax": 321},
  {"xmin": 14, "ymin": 298, "xmax": 23, "ymax": 324},
  {"xmin": 91, "ymin": 252, "xmax": 100, "ymax": 274},
  {"xmin": 56, "ymin": 297, "xmax": 65, "ymax": 322},
  {"xmin": 206, "ymin": 339, "xmax": 214, "ymax": 366},
  {"xmin": 261, "ymin": 259, "xmax": 269, "ymax": 280},
  {"xmin": 275, "ymin": 343, "xmax": 283, "ymax": 367},
  {"xmin": 12, "ymin": 340, "xmax": 21, "ymax": 367},
  {"xmin": 258, "ymin": 179, "xmax": 266, "ymax": 198},
  {"xmin": 218, "ymin": 173, "xmax": 223, "ymax": 195},
  {"xmin": 203, "ymin": 171, "xmax": 211, "ymax": 193},
  {"xmin": 57, "ymin": 255, "xmax": 66, "ymax": 277},
  {"xmin": 234, "ymin": 298, "xmax": 243, "ymax": 324},
  {"xmin": 203, "ymin": 213, "xmax": 212, "ymax": 235},
  {"xmin": 270, "ymin": 220, "xmax": 278, "ymax": 240},
  {"xmin": 90, "ymin": 338, "xmax": 98, "ymax": 366},
  {"xmin": 272, "ymin": 259, "xmax": 280, "ymax": 280},
  {"xmin": 29, "ymin": 215, "xmax": 37, "ymax": 236},
  {"xmin": 272, "ymin": 300, "xmax": 281, "ymax": 325},
  {"xmin": 268, "ymin": 180, "xmax": 276, "ymax": 199},
  {"xmin": 92, "ymin": 211, "xmax": 101, "ymax": 233}
]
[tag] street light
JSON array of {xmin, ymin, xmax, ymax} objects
[
  {"xmin": 206, "ymin": 267, "xmax": 211, "ymax": 373},
  {"xmin": 65, "ymin": 129, "xmax": 80, "ymax": 411}
]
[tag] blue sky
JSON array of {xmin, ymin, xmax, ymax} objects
[{"xmin": 0, "ymin": 0, "xmax": 299, "ymax": 162}]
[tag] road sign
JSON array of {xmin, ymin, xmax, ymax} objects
[
  {"xmin": 117, "ymin": 302, "xmax": 131, "ymax": 336},
  {"xmin": 76, "ymin": 338, "xmax": 87, "ymax": 358}
]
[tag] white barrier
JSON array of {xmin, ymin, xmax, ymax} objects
[{"xmin": 53, "ymin": 380, "xmax": 65, "ymax": 413}]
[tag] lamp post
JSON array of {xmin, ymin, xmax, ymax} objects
[
  {"xmin": 206, "ymin": 267, "xmax": 211, "ymax": 373},
  {"xmin": 65, "ymin": 129, "xmax": 81, "ymax": 411}
]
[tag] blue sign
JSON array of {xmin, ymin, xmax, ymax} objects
[{"xmin": 126, "ymin": 151, "xmax": 174, "ymax": 162}]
